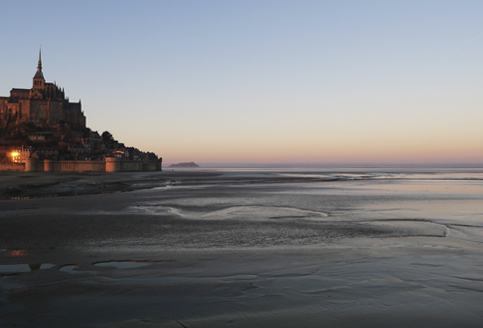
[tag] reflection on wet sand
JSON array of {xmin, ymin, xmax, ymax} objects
[{"xmin": 6, "ymin": 250, "xmax": 28, "ymax": 257}]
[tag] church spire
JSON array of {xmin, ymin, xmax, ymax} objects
[
  {"xmin": 33, "ymin": 45, "xmax": 45, "ymax": 88},
  {"xmin": 37, "ymin": 45, "xmax": 42, "ymax": 71}
]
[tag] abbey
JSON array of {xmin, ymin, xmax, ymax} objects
[{"xmin": 0, "ymin": 49, "xmax": 86, "ymax": 128}]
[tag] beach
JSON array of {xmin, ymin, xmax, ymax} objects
[{"xmin": 1, "ymin": 168, "xmax": 483, "ymax": 327}]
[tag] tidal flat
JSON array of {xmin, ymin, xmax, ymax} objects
[{"xmin": 1, "ymin": 168, "xmax": 483, "ymax": 327}]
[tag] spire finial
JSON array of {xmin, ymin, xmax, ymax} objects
[{"xmin": 38, "ymin": 44, "xmax": 42, "ymax": 71}]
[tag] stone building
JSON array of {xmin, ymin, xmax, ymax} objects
[{"xmin": 0, "ymin": 48, "xmax": 86, "ymax": 128}]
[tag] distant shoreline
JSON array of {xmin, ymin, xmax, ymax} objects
[{"xmin": 167, "ymin": 162, "xmax": 483, "ymax": 169}]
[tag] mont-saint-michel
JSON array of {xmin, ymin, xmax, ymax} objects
[
  {"xmin": 0, "ymin": 49, "xmax": 161, "ymax": 172},
  {"xmin": 2, "ymin": 2, "xmax": 483, "ymax": 326}
]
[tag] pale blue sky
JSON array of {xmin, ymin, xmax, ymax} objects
[{"xmin": 1, "ymin": 1, "xmax": 483, "ymax": 164}]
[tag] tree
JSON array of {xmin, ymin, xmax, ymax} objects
[{"xmin": 101, "ymin": 131, "xmax": 114, "ymax": 143}]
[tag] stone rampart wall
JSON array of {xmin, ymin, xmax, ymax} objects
[
  {"xmin": 19, "ymin": 158, "xmax": 162, "ymax": 173},
  {"xmin": 0, "ymin": 162, "xmax": 25, "ymax": 171},
  {"xmin": 119, "ymin": 161, "xmax": 143, "ymax": 172},
  {"xmin": 142, "ymin": 161, "xmax": 161, "ymax": 171},
  {"xmin": 59, "ymin": 160, "xmax": 105, "ymax": 172},
  {"xmin": 34, "ymin": 161, "xmax": 44, "ymax": 172}
]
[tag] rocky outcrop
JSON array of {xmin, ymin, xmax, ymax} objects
[{"xmin": 169, "ymin": 162, "xmax": 199, "ymax": 168}]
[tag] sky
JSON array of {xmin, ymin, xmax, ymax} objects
[{"xmin": 1, "ymin": 0, "xmax": 483, "ymax": 165}]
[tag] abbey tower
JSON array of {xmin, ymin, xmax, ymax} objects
[{"xmin": 0, "ymin": 48, "xmax": 86, "ymax": 128}]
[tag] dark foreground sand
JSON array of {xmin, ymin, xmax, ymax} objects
[{"xmin": 1, "ymin": 170, "xmax": 483, "ymax": 327}]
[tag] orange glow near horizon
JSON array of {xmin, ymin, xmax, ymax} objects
[
  {"xmin": 137, "ymin": 98, "xmax": 483, "ymax": 165},
  {"xmin": 160, "ymin": 143, "xmax": 483, "ymax": 165},
  {"xmin": 155, "ymin": 126, "xmax": 483, "ymax": 164}
]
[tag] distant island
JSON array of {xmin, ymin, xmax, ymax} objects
[{"xmin": 169, "ymin": 162, "xmax": 199, "ymax": 168}]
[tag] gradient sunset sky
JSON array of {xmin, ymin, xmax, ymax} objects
[{"xmin": 2, "ymin": 1, "xmax": 482, "ymax": 165}]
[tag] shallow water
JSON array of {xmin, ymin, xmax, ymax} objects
[{"xmin": 1, "ymin": 168, "xmax": 483, "ymax": 327}]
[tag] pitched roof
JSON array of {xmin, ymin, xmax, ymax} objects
[{"xmin": 33, "ymin": 70, "xmax": 45, "ymax": 80}]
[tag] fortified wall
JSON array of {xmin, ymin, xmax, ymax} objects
[{"xmin": 0, "ymin": 158, "xmax": 162, "ymax": 173}]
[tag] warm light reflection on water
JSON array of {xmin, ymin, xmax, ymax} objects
[{"xmin": 6, "ymin": 250, "xmax": 28, "ymax": 257}]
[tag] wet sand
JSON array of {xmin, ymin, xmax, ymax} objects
[
  {"xmin": 1, "ymin": 169, "xmax": 483, "ymax": 327},
  {"xmin": 0, "ymin": 171, "xmax": 223, "ymax": 199}
]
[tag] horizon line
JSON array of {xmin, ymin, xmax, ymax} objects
[{"xmin": 163, "ymin": 162, "xmax": 483, "ymax": 168}]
